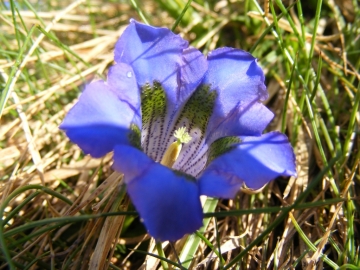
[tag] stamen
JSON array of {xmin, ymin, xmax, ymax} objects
[{"xmin": 160, "ymin": 127, "xmax": 192, "ymax": 168}]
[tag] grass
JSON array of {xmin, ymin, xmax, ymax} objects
[{"xmin": 0, "ymin": 0, "xmax": 359, "ymax": 269}]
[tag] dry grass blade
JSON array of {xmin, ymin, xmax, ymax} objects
[
  {"xmin": 89, "ymin": 189, "xmax": 129, "ymax": 270},
  {"xmin": 1, "ymin": 0, "xmax": 359, "ymax": 269},
  {"xmin": 65, "ymin": 172, "xmax": 123, "ymax": 216}
]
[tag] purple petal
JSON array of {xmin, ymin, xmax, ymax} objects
[
  {"xmin": 173, "ymin": 47, "xmax": 274, "ymax": 176},
  {"xmin": 178, "ymin": 47, "xmax": 209, "ymax": 105},
  {"xmin": 199, "ymin": 132, "xmax": 297, "ymax": 198},
  {"xmin": 115, "ymin": 20, "xmax": 207, "ymax": 161},
  {"xmin": 115, "ymin": 20, "xmax": 207, "ymax": 109},
  {"xmin": 203, "ymin": 47, "xmax": 274, "ymax": 143},
  {"xmin": 107, "ymin": 63, "xmax": 141, "ymax": 121},
  {"xmin": 60, "ymin": 63, "xmax": 140, "ymax": 158},
  {"xmin": 206, "ymin": 102, "xmax": 274, "ymax": 144},
  {"xmin": 113, "ymin": 145, "xmax": 203, "ymax": 242}
]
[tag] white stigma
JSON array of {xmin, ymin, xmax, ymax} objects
[{"xmin": 174, "ymin": 127, "xmax": 192, "ymax": 144}]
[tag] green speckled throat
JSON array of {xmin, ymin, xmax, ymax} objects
[
  {"xmin": 140, "ymin": 81, "xmax": 167, "ymax": 161},
  {"xmin": 140, "ymin": 81, "xmax": 234, "ymax": 177},
  {"xmin": 207, "ymin": 136, "xmax": 241, "ymax": 165}
]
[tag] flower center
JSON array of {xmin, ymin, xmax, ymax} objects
[
  {"xmin": 139, "ymin": 81, "xmax": 217, "ymax": 176},
  {"xmin": 160, "ymin": 127, "xmax": 192, "ymax": 168}
]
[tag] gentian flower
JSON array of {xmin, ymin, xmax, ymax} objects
[{"xmin": 60, "ymin": 19, "xmax": 296, "ymax": 242}]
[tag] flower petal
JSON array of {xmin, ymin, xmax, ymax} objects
[
  {"xmin": 60, "ymin": 64, "xmax": 140, "ymax": 158},
  {"xmin": 115, "ymin": 20, "xmax": 207, "ymax": 109},
  {"xmin": 203, "ymin": 47, "xmax": 274, "ymax": 143},
  {"xmin": 107, "ymin": 63, "xmax": 141, "ymax": 120},
  {"xmin": 113, "ymin": 145, "xmax": 203, "ymax": 242},
  {"xmin": 199, "ymin": 132, "xmax": 297, "ymax": 198},
  {"xmin": 115, "ymin": 20, "xmax": 207, "ymax": 161},
  {"xmin": 170, "ymin": 48, "xmax": 274, "ymax": 176}
]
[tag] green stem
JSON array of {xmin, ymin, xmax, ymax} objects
[
  {"xmin": 156, "ymin": 241, "xmax": 169, "ymax": 270},
  {"xmin": 171, "ymin": 0, "xmax": 193, "ymax": 31}
]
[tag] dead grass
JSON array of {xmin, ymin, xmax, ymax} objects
[{"xmin": 1, "ymin": 0, "xmax": 359, "ymax": 269}]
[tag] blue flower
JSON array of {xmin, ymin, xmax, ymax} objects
[{"xmin": 60, "ymin": 19, "xmax": 296, "ymax": 242}]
